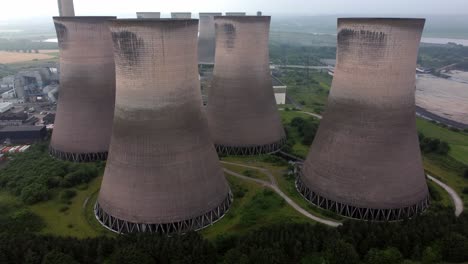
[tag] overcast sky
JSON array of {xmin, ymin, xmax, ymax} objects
[{"xmin": 1, "ymin": 0, "xmax": 467, "ymax": 20}]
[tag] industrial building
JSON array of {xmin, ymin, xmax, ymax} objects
[
  {"xmin": 297, "ymin": 18, "xmax": 429, "ymax": 221},
  {"xmin": 171, "ymin": 12, "xmax": 191, "ymax": 19},
  {"xmin": 136, "ymin": 12, "xmax": 161, "ymax": 18},
  {"xmin": 0, "ymin": 126, "xmax": 46, "ymax": 144},
  {"xmin": 272, "ymin": 76, "xmax": 287, "ymax": 105},
  {"xmin": 49, "ymin": 17, "xmax": 116, "ymax": 162},
  {"xmin": 198, "ymin": 13, "xmax": 222, "ymax": 64},
  {"xmin": 206, "ymin": 16, "xmax": 286, "ymax": 155},
  {"xmin": 95, "ymin": 19, "xmax": 232, "ymax": 234},
  {"xmin": 57, "ymin": 0, "xmax": 74, "ymax": 16}
]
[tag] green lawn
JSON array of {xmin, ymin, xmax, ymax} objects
[
  {"xmin": 201, "ymin": 174, "xmax": 314, "ymax": 240},
  {"xmin": 222, "ymin": 163, "xmax": 270, "ymax": 182},
  {"xmin": 416, "ymin": 118, "xmax": 468, "ymax": 165},
  {"xmin": 279, "ymin": 71, "xmax": 332, "ymax": 114},
  {"xmin": 29, "ymin": 176, "xmax": 109, "ymax": 238}
]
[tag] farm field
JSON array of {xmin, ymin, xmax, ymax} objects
[{"xmin": 0, "ymin": 50, "xmax": 56, "ymax": 64}]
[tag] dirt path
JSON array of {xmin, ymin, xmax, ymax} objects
[
  {"xmin": 427, "ymin": 175, "xmax": 464, "ymax": 216},
  {"xmin": 222, "ymin": 162, "xmax": 342, "ymax": 227}
]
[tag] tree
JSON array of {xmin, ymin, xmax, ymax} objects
[
  {"xmin": 421, "ymin": 247, "xmax": 441, "ymax": 264},
  {"xmin": 42, "ymin": 251, "xmax": 79, "ymax": 264},
  {"xmin": 110, "ymin": 246, "xmax": 153, "ymax": 264},
  {"xmin": 20, "ymin": 183, "xmax": 49, "ymax": 204},
  {"xmin": 365, "ymin": 247, "xmax": 403, "ymax": 264},
  {"xmin": 440, "ymin": 233, "xmax": 468, "ymax": 262},
  {"xmin": 325, "ymin": 240, "xmax": 360, "ymax": 264}
]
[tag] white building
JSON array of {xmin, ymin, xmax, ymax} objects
[{"xmin": 272, "ymin": 76, "xmax": 287, "ymax": 105}]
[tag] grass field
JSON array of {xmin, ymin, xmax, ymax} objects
[
  {"xmin": 201, "ymin": 174, "xmax": 314, "ymax": 240},
  {"xmin": 0, "ymin": 51, "xmax": 55, "ymax": 64},
  {"xmin": 29, "ymin": 176, "xmax": 109, "ymax": 238},
  {"xmin": 416, "ymin": 118, "xmax": 468, "ymax": 165},
  {"xmin": 222, "ymin": 163, "xmax": 270, "ymax": 182}
]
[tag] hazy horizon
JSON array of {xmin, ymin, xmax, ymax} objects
[{"xmin": 1, "ymin": 0, "xmax": 468, "ymax": 21}]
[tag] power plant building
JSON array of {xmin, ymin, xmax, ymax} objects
[
  {"xmin": 171, "ymin": 12, "xmax": 191, "ymax": 19},
  {"xmin": 297, "ymin": 18, "xmax": 429, "ymax": 221},
  {"xmin": 95, "ymin": 19, "xmax": 232, "ymax": 234},
  {"xmin": 206, "ymin": 16, "xmax": 285, "ymax": 155},
  {"xmin": 136, "ymin": 12, "xmax": 161, "ymax": 19},
  {"xmin": 198, "ymin": 12, "xmax": 222, "ymax": 64},
  {"xmin": 49, "ymin": 17, "xmax": 116, "ymax": 162},
  {"xmin": 57, "ymin": 0, "xmax": 75, "ymax": 16}
]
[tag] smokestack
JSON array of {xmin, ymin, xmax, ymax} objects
[
  {"xmin": 57, "ymin": 0, "xmax": 75, "ymax": 16},
  {"xmin": 198, "ymin": 12, "xmax": 222, "ymax": 64},
  {"xmin": 171, "ymin": 12, "xmax": 192, "ymax": 19},
  {"xmin": 50, "ymin": 17, "xmax": 116, "ymax": 162},
  {"xmin": 95, "ymin": 19, "xmax": 232, "ymax": 234},
  {"xmin": 226, "ymin": 12, "xmax": 246, "ymax": 16},
  {"xmin": 257, "ymin": 11, "xmax": 262, "ymax": 16},
  {"xmin": 136, "ymin": 12, "xmax": 161, "ymax": 19},
  {"xmin": 206, "ymin": 16, "xmax": 286, "ymax": 155},
  {"xmin": 297, "ymin": 18, "xmax": 429, "ymax": 221}
]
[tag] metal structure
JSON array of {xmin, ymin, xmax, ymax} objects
[
  {"xmin": 226, "ymin": 12, "xmax": 246, "ymax": 16},
  {"xmin": 198, "ymin": 12, "xmax": 222, "ymax": 64},
  {"xmin": 206, "ymin": 16, "xmax": 285, "ymax": 156},
  {"xmin": 57, "ymin": 0, "xmax": 75, "ymax": 16},
  {"xmin": 50, "ymin": 17, "xmax": 116, "ymax": 162},
  {"xmin": 171, "ymin": 12, "xmax": 191, "ymax": 19},
  {"xmin": 136, "ymin": 12, "xmax": 161, "ymax": 18},
  {"xmin": 297, "ymin": 18, "xmax": 430, "ymax": 221},
  {"xmin": 96, "ymin": 19, "xmax": 232, "ymax": 234}
]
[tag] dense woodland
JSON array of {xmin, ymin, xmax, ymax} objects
[
  {"xmin": 1, "ymin": 207, "xmax": 467, "ymax": 263},
  {"xmin": 0, "ymin": 144, "xmax": 103, "ymax": 204}
]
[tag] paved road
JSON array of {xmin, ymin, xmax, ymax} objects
[
  {"xmin": 222, "ymin": 161, "xmax": 342, "ymax": 227},
  {"xmin": 427, "ymin": 175, "xmax": 464, "ymax": 216},
  {"xmin": 279, "ymin": 110, "xmax": 465, "ymax": 217}
]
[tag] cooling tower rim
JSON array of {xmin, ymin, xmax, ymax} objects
[
  {"xmin": 53, "ymin": 16, "xmax": 116, "ymax": 21},
  {"xmin": 338, "ymin": 17, "xmax": 426, "ymax": 22},
  {"xmin": 110, "ymin": 18, "xmax": 198, "ymax": 24},
  {"xmin": 214, "ymin": 15, "xmax": 271, "ymax": 21},
  {"xmin": 199, "ymin": 12, "xmax": 223, "ymax": 16}
]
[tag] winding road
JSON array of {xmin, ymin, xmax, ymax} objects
[
  {"xmin": 427, "ymin": 175, "xmax": 464, "ymax": 216},
  {"xmin": 221, "ymin": 161, "xmax": 342, "ymax": 227},
  {"xmin": 284, "ymin": 110, "xmax": 465, "ymax": 217}
]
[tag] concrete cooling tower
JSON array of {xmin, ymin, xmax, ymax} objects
[
  {"xmin": 206, "ymin": 16, "xmax": 286, "ymax": 155},
  {"xmin": 198, "ymin": 13, "xmax": 222, "ymax": 64},
  {"xmin": 297, "ymin": 18, "xmax": 429, "ymax": 221},
  {"xmin": 136, "ymin": 12, "xmax": 161, "ymax": 19},
  {"xmin": 95, "ymin": 19, "xmax": 232, "ymax": 234},
  {"xmin": 226, "ymin": 12, "xmax": 246, "ymax": 16},
  {"xmin": 171, "ymin": 12, "xmax": 192, "ymax": 19},
  {"xmin": 57, "ymin": 0, "xmax": 74, "ymax": 16},
  {"xmin": 50, "ymin": 17, "xmax": 116, "ymax": 162}
]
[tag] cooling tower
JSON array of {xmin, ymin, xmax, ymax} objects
[
  {"xmin": 50, "ymin": 17, "xmax": 116, "ymax": 162},
  {"xmin": 136, "ymin": 12, "xmax": 161, "ymax": 19},
  {"xmin": 95, "ymin": 19, "xmax": 232, "ymax": 234},
  {"xmin": 198, "ymin": 13, "xmax": 222, "ymax": 64},
  {"xmin": 297, "ymin": 18, "xmax": 429, "ymax": 221},
  {"xmin": 206, "ymin": 16, "xmax": 286, "ymax": 155},
  {"xmin": 57, "ymin": 0, "xmax": 75, "ymax": 16},
  {"xmin": 171, "ymin": 12, "xmax": 192, "ymax": 19},
  {"xmin": 226, "ymin": 12, "xmax": 246, "ymax": 16}
]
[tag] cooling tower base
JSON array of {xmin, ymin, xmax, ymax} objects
[
  {"xmin": 49, "ymin": 147, "xmax": 108, "ymax": 163},
  {"xmin": 94, "ymin": 192, "xmax": 233, "ymax": 234},
  {"xmin": 296, "ymin": 176, "xmax": 430, "ymax": 221},
  {"xmin": 216, "ymin": 137, "xmax": 286, "ymax": 156}
]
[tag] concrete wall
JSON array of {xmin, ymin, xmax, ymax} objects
[
  {"xmin": 50, "ymin": 17, "xmax": 116, "ymax": 160},
  {"xmin": 198, "ymin": 13, "xmax": 222, "ymax": 64},
  {"xmin": 300, "ymin": 18, "xmax": 429, "ymax": 217},
  {"xmin": 97, "ymin": 19, "xmax": 230, "ymax": 232}
]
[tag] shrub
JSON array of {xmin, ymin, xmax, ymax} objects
[
  {"xmin": 20, "ymin": 183, "xmax": 49, "ymax": 204},
  {"xmin": 60, "ymin": 189, "xmax": 77, "ymax": 201}
]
